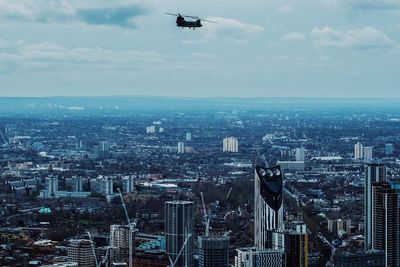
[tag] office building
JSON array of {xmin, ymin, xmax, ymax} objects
[
  {"xmin": 235, "ymin": 248, "xmax": 285, "ymax": 267},
  {"xmin": 354, "ymin": 142, "xmax": 363, "ymax": 160},
  {"xmin": 365, "ymin": 164, "xmax": 386, "ymax": 250},
  {"xmin": 186, "ymin": 132, "xmax": 192, "ymax": 141},
  {"xmin": 371, "ymin": 182, "xmax": 400, "ymax": 267},
  {"xmin": 177, "ymin": 142, "xmax": 185, "ymax": 154},
  {"xmin": 283, "ymin": 222, "xmax": 308, "ymax": 267},
  {"xmin": 363, "ymin": 146, "xmax": 373, "ymax": 163},
  {"xmin": 334, "ymin": 250, "xmax": 385, "ymax": 267},
  {"xmin": 67, "ymin": 239, "xmax": 95, "ymax": 267},
  {"xmin": 386, "ymin": 143, "xmax": 394, "ymax": 156},
  {"xmin": 295, "ymin": 147, "xmax": 305, "ymax": 161},
  {"xmin": 223, "ymin": 137, "xmax": 239, "ymax": 153},
  {"xmin": 254, "ymin": 165, "xmax": 284, "ymax": 249},
  {"xmin": 198, "ymin": 236, "xmax": 229, "ymax": 267},
  {"xmin": 165, "ymin": 201, "xmax": 194, "ymax": 267}
]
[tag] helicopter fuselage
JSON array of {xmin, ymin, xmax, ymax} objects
[{"xmin": 176, "ymin": 17, "xmax": 202, "ymax": 28}]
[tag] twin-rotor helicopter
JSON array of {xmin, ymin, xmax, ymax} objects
[{"xmin": 165, "ymin": 13, "xmax": 216, "ymax": 29}]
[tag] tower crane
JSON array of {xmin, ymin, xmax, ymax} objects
[
  {"xmin": 200, "ymin": 192, "xmax": 210, "ymax": 236},
  {"xmin": 117, "ymin": 188, "xmax": 137, "ymax": 267},
  {"xmin": 225, "ymin": 187, "xmax": 233, "ymax": 201},
  {"xmin": 167, "ymin": 233, "xmax": 192, "ymax": 267},
  {"xmin": 87, "ymin": 231, "xmax": 100, "ymax": 267}
]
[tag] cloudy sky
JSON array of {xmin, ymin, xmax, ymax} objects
[{"xmin": 0, "ymin": 0, "xmax": 399, "ymax": 97}]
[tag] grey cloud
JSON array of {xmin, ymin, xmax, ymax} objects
[
  {"xmin": 0, "ymin": 1, "xmax": 149, "ymax": 28},
  {"xmin": 310, "ymin": 26, "xmax": 394, "ymax": 49},
  {"xmin": 76, "ymin": 5, "xmax": 147, "ymax": 27}
]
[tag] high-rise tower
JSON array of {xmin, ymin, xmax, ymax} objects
[
  {"xmin": 354, "ymin": 142, "xmax": 363, "ymax": 160},
  {"xmin": 371, "ymin": 182, "xmax": 400, "ymax": 267},
  {"xmin": 365, "ymin": 163, "xmax": 386, "ymax": 250},
  {"xmin": 165, "ymin": 201, "xmax": 194, "ymax": 267},
  {"xmin": 198, "ymin": 236, "xmax": 229, "ymax": 267},
  {"xmin": 254, "ymin": 165, "xmax": 284, "ymax": 249}
]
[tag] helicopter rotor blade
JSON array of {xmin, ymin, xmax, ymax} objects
[
  {"xmin": 184, "ymin": 15, "xmax": 199, "ymax": 19},
  {"xmin": 165, "ymin": 13, "xmax": 179, "ymax": 16},
  {"xmin": 200, "ymin": 19, "xmax": 217, "ymax": 24}
]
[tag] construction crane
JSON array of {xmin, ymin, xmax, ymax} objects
[
  {"xmin": 117, "ymin": 188, "xmax": 137, "ymax": 267},
  {"xmin": 225, "ymin": 187, "xmax": 233, "ymax": 201},
  {"xmin": 200, "ymin": 192, "xmax": 210, "ymax": 236},
  {"xmin": 87, "ymin": 231, "xmax": 100, "ymax": 267},
  {"xmin": 167, "ymin": 233, "xmax": 192, "ymax": 267},
  {"xmin": 0, "ymin": 129, "xmax": 7, "ymax": 145}
]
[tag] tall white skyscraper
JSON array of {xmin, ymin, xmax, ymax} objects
[
  {"xmin": 365, "ymin": 164, "xmax": 386, "ymax": 250},
  {"xmin": 295, "ymin": 147, "xmax": 305, "ymax": 162},
  {"xmin": 177, "ymin": 142, "xmax": 185, "ymax": 154},
  {"xmin": 223, "ymin": 137, "xmax": 239, "ymax": 153},
  {"xmin": 354, "ymin": 142, "xmax": 364, "ymax": 159},
  {"xmin": 254, "ymin": 165, "xmax": 284, "ymax": 249},
  {"xmin": 363, "ymin": 146, "xmax": 373, "ymax": 163}
]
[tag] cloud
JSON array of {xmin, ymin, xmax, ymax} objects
[
  {"xmin": 0, "ymin": 0, "xmax": 149, "ymax": 28},
  {"xmin": 0, "ymin": 40, "xmax": 165, "ymax": 73},
  {"xmin": 322, "ymin": 0, "xmax": 400, "ymax": 10},
  {"xmin": 202, "ymin": 17, "xmax": 264, "ymax": 42},
  {"xmin": 310, "ymin": 26, "xmax": 394, "ymax": 49},
  {"xmin": 282, "ymin": 32, "xmax": 306, "ymax": 41}
]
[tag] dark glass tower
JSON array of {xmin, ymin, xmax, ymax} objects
[
  {"xmin": 165, "ymin": 201, "xmax": 194, "ymax": 267},
  {"xmin": 254, "ymin": 165, "xmax": 284, "ymax": 249}
]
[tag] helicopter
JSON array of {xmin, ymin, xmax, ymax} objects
[{"xmin": 165, "ymin": 13, "xmax": 216, "ymax": 29}]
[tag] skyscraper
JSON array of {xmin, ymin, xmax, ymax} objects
[
  {"xmin": 295, "ymin": 147, "xmax": 305, "ymax": 162},
  {"xmin": 371, "ymin": 182, "xmax": 400, "ymax": 267},
  {"xmin": 223, "ymin": 137, "xmax": 239, "ymax": 153},
  {"xmin": 198, "ymin": 236, "xmax": 229, "ymax": 267},
  {"xmin": 364, "ymin": 164, "xmax": 386, "ymax": 250},
  {"xmin": 165, "ymin": 201, "xmax": 194, "ymax": 267},
  {"xmin": 67, "ymin": 239, "xmax": 95, "ymax": 267},
  {"xmin": 283, "ymin": 222, "xmax": 309, "ymax": 267},
  {"xmin": 254, "ymin": 165, "xmax": 284, "ymax": 249},
  {"xmin": 363, "ymin": 146, "xmax": 373, "ymax": 163},
  {"xmin": 354, "ymin": 142, "xmax": 363, "ymax": 160}
]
